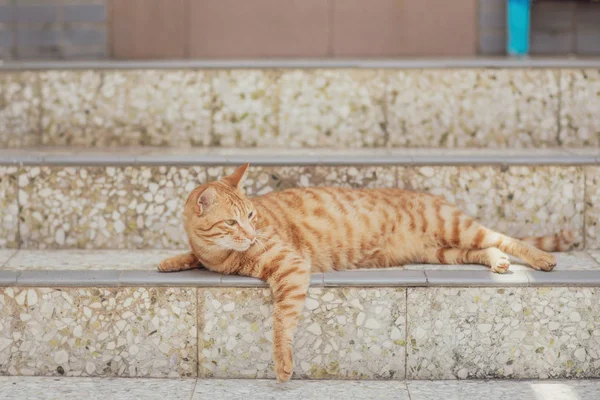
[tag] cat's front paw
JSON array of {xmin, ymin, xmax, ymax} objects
[
  {"xmin": 275, "ymin": 348, "xmax": 294, "ymax": 382},
  {"xmin": 275, "ymin": 361, "xmax": 293, "ymax": 382},
  {"xmin": 491, "ymin": 256, "xmax": 510, "ymax": 274}
]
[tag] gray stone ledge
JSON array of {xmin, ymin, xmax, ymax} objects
[
  {"xmin": 119, "ymin": 270, "xmax": 222, "ymax": 287},
  {"xmin": 2, "ymin": 57, "xmax": 600, "ymax": 70},
  {"xmin": 323, "ymin": 270, "xmax": 427, "ymax": 286},
  {"xmin": 0, "ymin": 271, "xmax": 18, "ymax": 286},
  {"xmin": 424, "ymin": 270, "xmax": 530, "ymax": 286},
  {"xmin": 0, "ymin": 148, "xmax": 597, "ymax": 166},
  {"xmin": 526, "ymin": 270, "xmax": 600, "ymax": 286},
  {"xmin": 2, "ymin": 269, "xmax": 600, "ymax": 288},
  {"xmin": 16, "ymin": 270, "xmax": 121, "ymax": 287}
]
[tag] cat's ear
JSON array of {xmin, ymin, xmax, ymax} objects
[
  {"xmin": 222, "ymin": 163, "xmax": 250, "ymax": 190},
  {"xmin": 196, "ymin": 187, "xmax": 217, "ymax": 215}
]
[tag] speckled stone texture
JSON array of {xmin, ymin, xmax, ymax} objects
[
  {"xmin": 3, "ymin": 250, "xmax": 184, "ymax": 270},
  {"xmin": 407, "ymin": 380, "xmax": 600, "ymax": 400},
  {"xmin": 279, "ymin": 70, "xmax": 386, "ymax": 148},
  {"xmin": 402, "ymin": 166, "xmax": 585, "ymax": 248},
  {"xmin": 0, "ymin": 287, "xmax": 197, "ymax": 377},
  {"xmin": 560, "ymin": 70, "xmax": 600, "ymax": 147},
  {"xmin": 387, "ymin": 70, "xmax": 560, "ymax": 148},
  {"xmin": 12, "ymin": 165, "xmax": 590, "ymax": 250},
  {"xmin": 194, "ymin": 379, "xmax": 409, "ymax": 400},
  {"xmin": 198, "ymin": 288, "xmax": 406, "ymax": 379},
  {"xmin": 0, "ymin": 72, "xmax": 40, "ymax": 148},
  {"xmin": 586, "ymin": 167, "xmax": 600, "ymax": 249},
  {"xmin": 0, "ymin": 377, "xmax": 197, "ymax": 400},
  {"xmin": 0, "ymin": 250, "xmax": 17, "ymax": 267},
  {"xmin": 212, "ymin": 70, "xmax": 279, "ymax": 147},
  {"xmin": 232, "ymin": 165, "xmax": 397, "ymax": 196},
  {"xmin": 2, "ymin": 377, "xmax": 600, "ymax": 400},
  {"xmin": 407, "ymin": 287, "xmax": 600, "ymax": 379},
  {"xmin": 0, "ymin": 167, "xmax": 19, "ymax": 248},
  {"xmin": 18, "ymin": 166, "xmax": 206, "ymax": 249},
  {"xmin": 40, "ymin": 70, "xmax": 211, "ymax": 146}
]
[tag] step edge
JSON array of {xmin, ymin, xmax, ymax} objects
[
  {"xmin": 3, "ymin": 58, "xmax": 600, "ymax": 70},
  {"xmin": 3, "ymin": 269, "xmax": 600, "ymax": 288},
  {"xmin": 0, "ymin": 151, "xmax": 597, "ymax": 166}
]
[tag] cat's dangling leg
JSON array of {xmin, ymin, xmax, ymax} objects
[
  {"xmin": 157, "ymin": 252, "xmax": 199, "ymax": 272},
  {"xmin": 257, "ymin": 250, "xmax": 310, "ymax": 382},
  {"xmin": 418, "ymin": 247, "xmax": 511, "ymax": 274}
]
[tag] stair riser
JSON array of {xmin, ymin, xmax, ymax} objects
[
  {"xmin": 1, "ymin": 69, "xmax": 599, "ymax": 149},
  {"xmin": 0, "ymin": 165, "xmax": 596, "ymax": 249},
  {"xmin": 0, "ymin": 286, "xmax": 598, "ymax": 379}
]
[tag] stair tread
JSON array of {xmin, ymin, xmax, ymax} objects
[
  {"xmin": 0, "ymin": 376, "xmax": 599, "ymax": 400},
  {"xmin": 0, "ymin": 250, "xmax": 599, "ymax": 288},
  {"xmin": 0, "ymin": 147, "xmax": 598, "ymax": 166},
  {"xmin": 1, "ymin": 249, "xmax": 597, "ymax": 271}
]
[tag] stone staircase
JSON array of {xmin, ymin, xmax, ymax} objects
[{"xmin": 0, "ymin": 60, "xmax": 599, "ymax": 383}]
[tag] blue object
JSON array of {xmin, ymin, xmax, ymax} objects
[{"xmin": 507, "ymin": 0, "xmax": 531, "ymax": 56}]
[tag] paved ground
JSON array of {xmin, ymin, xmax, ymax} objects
[{"xmin": 0, "ymin": 377, "xmax": 599, "ymax": 400}]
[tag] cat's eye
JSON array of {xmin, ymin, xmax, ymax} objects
[
  {"xmin": 225, "ymin": 219, "xmax": 237, "ymax": 226},
  {"xmin": 248, "ymin": 211, "xmax": 255, "ymax": 219}
]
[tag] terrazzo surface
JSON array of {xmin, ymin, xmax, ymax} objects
[
  {"xmin": 278, "ymin": 70, "xmax": 387, "ymax": 148},
  {"xmin": 211, "ymin": 70, "xmax": 279, "ymax": 147},
  {"xmin": 0, "ymin": 249, "xmax": 17, "ymax": 267},
  {"xmin": 407, "ymin": 287, "xmax": 600, "ymax": 379},
  {"xmin": 0, "ymin": 166, "xmax": 18, "ymax": 248},
  {"xmin": 0, "ymin": 164, "xmax": 594, "ymax": 250},
  {"xmin": 2, "ymin": 68, "xmax": 599, "ymax": 149},
  {"xmin": 39, "ymin": 70, "xmax": 212, "ymax": 147},
  {"xmin": 0, "ymin": 377, "xmax": 196, "ymax": 400},
  {"xmin": 407, "ymin": 380, "xmax": 600, "ymax": 400},
  {"xmin": 0, "ymin": 72, "xmax": 40, "ymax": 147},
  {"xmin": 401, "ymin": 166, "xmax": 585, "ymax": 249},
  {"xmin": 194, "ymin": 379, "xmax": 408, "ymax": 400},
  {"xmin": 560, "ymin": 70, "xmax": 600, "ymax": 147},
  {"xmin": 386, "ymin": 69, "xmax": 560, "ymax": 148},
  {"xmin": 0, "ymin": 287, "xmax": 197, "ymax": 377},
  {"xmin": 0, "ymin": 377, "xmax": 599, "ymax": 400},
  {"xmin": 1, "ymin": 250, "xmax": 184, "ymax": 270},
  {"xmin": 198, "ymin": 287, "xmax": 406, "ymax": 379},
  {"xmin": 586, "ymin": 167, "xmax": 600, "ymax": 249}
]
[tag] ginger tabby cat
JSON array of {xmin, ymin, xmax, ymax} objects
[{"xmin": 158, "ymin": 164, "xmax": 574, "ymax": 382}]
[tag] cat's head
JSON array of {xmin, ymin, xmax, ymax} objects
[{"xmin": 183, "ymin": 163, "xmax": 258, "ymax": 252}]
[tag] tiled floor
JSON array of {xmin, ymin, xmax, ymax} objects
[{"xmin": 0, "ymin": 377, "xmax": 599, "ymax": 400}]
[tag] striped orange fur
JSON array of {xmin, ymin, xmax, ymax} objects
[{"xmin": 158, "ymin": 164, "xmax": 575, "ymax": 382}]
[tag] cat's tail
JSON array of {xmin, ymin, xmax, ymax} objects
[{"xmin": 519, "ymin": 229, "xmax": 575, "ymax": 252}]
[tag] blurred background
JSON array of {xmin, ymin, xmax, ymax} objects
[{"xmin": 1, "ymin": 0, "xmax": 600, "ymax": 61}]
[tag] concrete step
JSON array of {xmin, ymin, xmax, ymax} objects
[
  {"xmin": 0, "ymin": 250, "xmax": 599, "ymax": 380},
  {"xmin": 0, "ymin": 148, "xmax": 598, "ymax": 250},
  {"xmin": 1, "ymin": 377, "xmax": 600, "ymax": 400},
  {"xmin": 1, "ymin": 61, "xmax": 600, "ymax": 149}
]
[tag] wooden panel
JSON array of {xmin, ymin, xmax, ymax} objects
[
  {"xmin": 333, "ymin": 0, "xmax": 404, "ymax": 57},
  {"xmin": 189, "ymin": 0, "xmax": 331, "ymax": 58},
  {"xmin": 333, "ymin": 0, "xmax": 478, "ymax": 57},
  {"xmin": 110, "ymin": 0, "xmax": 187, "ymax": 59},
  {"xmin": 397, "ymin": 0, "xmax": 478, "ymax": 56}
]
